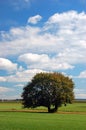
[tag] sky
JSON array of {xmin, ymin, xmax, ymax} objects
[{"xmin": 0, "ymin": 0, "xmax": 86, "ymax": 99}]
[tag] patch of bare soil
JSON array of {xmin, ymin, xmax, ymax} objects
[{"xmin": 0, "ymin": 109, "xmax": 86, "ymax": 114}]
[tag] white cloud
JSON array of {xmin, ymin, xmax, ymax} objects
[
  {"xmin": 18, "ymin": 53, "xmax": 74, "ymax": 70},
  {"xmin": 0, "ymin": 77, "xmax": 6, "ymax": 82},
  {"xmin": 18, "ymin": 53, "xmax": 49, "ymax": 64},
  {"xmin": 45, "ymin": 11, "xmax": 86, "ymax": 29},
  {"xmin": 78, "ymin": 70, "xmax": 86, "ymax": 78},
  {"xmin": 74, "ymin": 88, "xmax": 86, "ymax": 99},
  {"xmin": 57, "ymin": 48, "xmax": 86, "ymax": 64},
  {"xmin": 0, "ymin": 11, "xmax": 86, "ymax": 73},
  {"xmin": 28, "ymin": 15, "xmax": 42, "ymax": 24},
  {"xmin": 0, "ymin": 11, "xmax": 86, "ymax": 68},
  {"xmin": 0, "ymin": 66, "xmax": 73, "ymax": 83},
  {"xmin": 0, "ymin": 93, "xmax": 21, "ymax": 100},
  {"xmin": 0, "ymin": 87, "xmax": 14, "ymax": 93},
  {"xmin": 0, "ymin": 26, "xmax": 42, "ymax": 56},
  {"xmin": 15, "ymin": 84, "xmax": 24, "ymax": 87},
  {"xmin": 5, "ymin": 69, "xmax": 46, "ymax": 82},
  {"xmin": 0, "ymin": 58, "xmax": 17, "ymax": 72},
  {"xmin": 75, "ymin": 93, "xmax": 86, "ymax": 99}
]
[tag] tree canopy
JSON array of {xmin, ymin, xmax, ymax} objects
[{"xmin": 22, "ymin": 72, "xmax": 74, "ymax": 113}]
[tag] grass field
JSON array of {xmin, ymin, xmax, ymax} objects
[
  {"xmin": 0, "ymin": 102, "xmax": 86, "ymax": 112},
  {"xmin": 0, "ymin": 102, "xmax": 86, "ymax": 130}
]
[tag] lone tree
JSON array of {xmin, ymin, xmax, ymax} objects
[{"xmin": 22, "ymin": 72, "xmax": 74, "ymax": 113}]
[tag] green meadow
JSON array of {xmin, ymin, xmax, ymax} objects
[
  {"xmin": 0, "ymin": 102, "xmax": 86, "ymax": 130},
  {"xmin": 0, "ymin": 102, "xmax": 86, "ymax": 112}
]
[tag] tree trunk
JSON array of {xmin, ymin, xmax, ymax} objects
[
  {"xmin": 48, "ymin": 104, "xmax": 58, "ymax": 113},
  {"xmin": 55, "ymin": 103, "xmax": 58, "ymax": 112},
  {"xmin": 48, "ymin": 106, "xmax": 51, "ymax": 113}
]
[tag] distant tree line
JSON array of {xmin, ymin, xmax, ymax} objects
[{"xmin": 0, "ymin": 99, "xmax": 22, "ymax": 102}]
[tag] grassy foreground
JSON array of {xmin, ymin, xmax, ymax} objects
[
  {"xmin": 0, "ymin": 102, "xmax": 86, "ymax": 130},
  {"xmin": 0, "ymin": 112, "xmax": 86, "ymax": 130}
]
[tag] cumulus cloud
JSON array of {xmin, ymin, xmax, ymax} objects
[
  {"xmin": 44, "ymin": 11, "xmax": 86, "ymax": 30},
  {"xmin": 0, "ymin": 10, "xmax": 86, "ymax": 83},
  {"xmin": 5, "ymin": 69, "xmax": 46, "ymax": 82},
  {"xmin": 18, "ymin": 53, "xmax": 74, "ymax": 70},
  {"xmin": 18, "ymin": 53, "xmax": 49, "ymax": 64},
  {"xmin": 57, "ymin": 48, "xmax": 86, "ymax": 64},
  {"xmin": 0, "ymin": 11, "xmax": 86, "ymax": 68},
  {"xmin": 28, "ymin": 15, "xmax": 42, "ymax": 24},
  {"xmin": 0, "ymin": 58, "xmax": 17, "ymax": 72},
  {"xmin": 78, "ymin": 70, "xmax": 86, "ymax": 78}
]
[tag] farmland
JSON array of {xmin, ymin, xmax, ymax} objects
[{"xmin": 0, "ymin": 101, "xmax": 86, "ymax": 130}]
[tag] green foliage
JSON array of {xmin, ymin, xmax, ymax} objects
[{"xmin": 22, "ymin": 72, "xmax": 74, "ymax": 112}]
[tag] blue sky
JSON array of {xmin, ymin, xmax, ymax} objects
[{"xmin": 0, "ymin": 0, "xmax": 86, "ymax": 99}]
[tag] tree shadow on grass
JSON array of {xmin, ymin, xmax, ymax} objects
[{"xmin": 0, "ymin": 109, "xmax": 49, "ymax": 114}]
